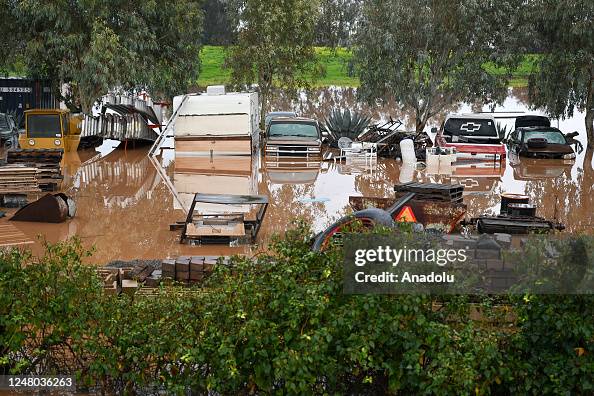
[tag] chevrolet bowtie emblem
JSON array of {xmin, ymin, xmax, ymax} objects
[{"xmin": 460, "ymin": 122, "xmax": 481, "ymax": 132}]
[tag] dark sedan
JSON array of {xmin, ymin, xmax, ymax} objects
[
  {"xmin": 0, "ymin": 112, "xmax": 18, "ymax": 148},
  {"xmin": 507, "ymin": 126, "xmax": 576, "ymax": 160}
]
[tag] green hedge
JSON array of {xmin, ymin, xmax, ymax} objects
[{"xmin": 1, "ymin": 226, "xmax": 593, "ymax": 394}]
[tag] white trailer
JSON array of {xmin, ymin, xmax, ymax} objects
[
  {"xmin": 173, "ymin": 87, "xmax": 260, "ymax": 156},
  {"xmin": 149, "ymin": 86, "xmax": 261, "ymax": 214}
]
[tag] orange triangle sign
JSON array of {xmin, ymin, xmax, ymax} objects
[{"xmin": 395, "ymin": 206, "xmax": 417, "ymax": 222}]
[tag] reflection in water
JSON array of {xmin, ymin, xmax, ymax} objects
[
  {"xmin": 264, "ymin": 157, "xmax": 322, "ymax": 185},
  {"xmin": 271, "ymin": 87, "xmax": 461, "ymax": 130},
  {"xmin": 1, "ymin": 88, "xmax": 591, "ymax": 264}
]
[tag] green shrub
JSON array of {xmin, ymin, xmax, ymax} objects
[{"xmin": 1, "ymin": 227, "xmax": 593, "ymax": 395}]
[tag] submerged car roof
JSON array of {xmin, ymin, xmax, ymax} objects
[
  {"xmin": 269, "ymin": 117, "xmax": 317, "ymax": 123},
  {"xmin": 515, "ymin": 115, "xmax": 550, "ymax": 129},
  {"xmin": 267, "ymin": 111, "xmax": 297, "ymax": 116},
  {"xmin": 445, "ymin": 113, "xmax": 496, "ymax": 121}
]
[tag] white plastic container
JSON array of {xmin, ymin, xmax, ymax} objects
[{"xmin": 400, "ymin": 139, "xmax": 417, "ymax": 164}]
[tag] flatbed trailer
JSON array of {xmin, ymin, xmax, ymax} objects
[{"xmin": 178, "ymin": 193, "xmax": 268, "ymax": 245}]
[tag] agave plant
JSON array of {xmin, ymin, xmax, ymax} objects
[
  {"xmin": 324, "ymin": 109, "xmax": 371, "ymax": 143},
  {"xmin": 496, "ymin": 122, "xmax": 509, "ymax": 140}
]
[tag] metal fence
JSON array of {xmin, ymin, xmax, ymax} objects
[{"xmin": 82, "ymin": 94, "xmax": 161, "ymax": 142}]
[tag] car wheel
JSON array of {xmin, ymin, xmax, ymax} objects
[{"xmin": 312, "ymin": 208, "xmax": 395, "ymax": 252}]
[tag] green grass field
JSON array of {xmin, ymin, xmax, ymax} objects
[{"xmin": 198, "ymin": 45, "xmax": 534, "ymax": 87}]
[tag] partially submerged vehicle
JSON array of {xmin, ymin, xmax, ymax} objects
[
  {"xmin": 506, "ymin": 115, "xmax": 576, "ymax": 160},
  {"xmin": 19, "ymin": 109, "xmax": 82, "ymax": 152},
  {"xmin": 264, "ymin": 117, "xmax": 322, "ymax": 158},
  {"xmin": 173, "ymin": 86, "xmax": 260, "ymax": 156},
  {"xmin": 166, "ymin": 86, "xmax": 261, "ymax": 211},
  {"xmin": 0, "ymin": 112, "xmax": 18, "ymax": 148},
  {"xmin": 434, "ymin": 114, "xmax": 505, "ymax": 160}
]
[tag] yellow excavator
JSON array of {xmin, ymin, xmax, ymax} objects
[{"xmin": 19, "ymin": 109, "xmax": 82, "ymax": 152}]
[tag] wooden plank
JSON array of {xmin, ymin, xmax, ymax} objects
[
  {"xmin": 0, "ymin": 223, "xmax": 33, "ymax": 247},
  {"xmin": 185, "ymin": 221, "xmax": 245, "ymax": 237}
]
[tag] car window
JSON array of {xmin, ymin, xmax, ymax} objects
[
  {"xmin": 522, "ymin": 130, "xmax": 566, "ymax": 144},
  {"xmin": 269, "ymin": 123, "xmax": 318, "ymax": 138},
  {"xmin": 444, "ymin": 118, "xmax": 497, "ymax": 137}
]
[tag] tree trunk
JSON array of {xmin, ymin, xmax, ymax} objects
[
  {"xmin": 586, "ymin": 72, "xmax": 594, "ymax": 150},
  {"xmin": 586, "ymin": 107, "xmax": 594, "ymax": 150},
  {"xmin": 415, "ymin": 116, "xmax": 427, "ymax": 133},
  {"xmin": 257, "ymin": 69, "xmax": 273, "ymax": 131},
  {"xmin": 259, "ymin": 88, "xmax": 269, "ymax": 131}
]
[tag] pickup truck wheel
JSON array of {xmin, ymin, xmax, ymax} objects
[{"xmin": 312, "ymin": 208, "xmax": 395, "ymax": 252}]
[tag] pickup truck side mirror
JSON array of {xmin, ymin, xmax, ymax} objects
[{"xmin": 431, "ymin": 127, "xmax": 438, "ymax": 134}]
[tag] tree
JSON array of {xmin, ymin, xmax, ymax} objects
[
  {"xmin": 8, "ymin": 1, "xmax": 204, "ymax": 112},
  {"xmin": 314, "ymin": 0, "xmax": 363, "ymax": 47},
  {"xmin": 225, "ymin": 0, "xmax": 323, "ymax": 127},
  {"xmin": 354, "ymin": 0, "xmax": 519, "ymax": 132},
  {"xmin": 527, "ymin": 0, "xmax": 594, "ymax": 148},
  {"xmin": 202, "ymin": 0, "xmax": 236, "ymax": 45}
]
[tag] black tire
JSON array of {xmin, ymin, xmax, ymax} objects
[{"xmin": 312, "ymin": 208, "xmax": 395, "ymax": 252}]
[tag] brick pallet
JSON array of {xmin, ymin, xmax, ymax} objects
[
  {"xmin": 98, "ymin": 256, "xmax": 231, "ymax": 296},
  {"xmin": 161, "ymin": 255, "xmax": 230, "ymax": 284}
]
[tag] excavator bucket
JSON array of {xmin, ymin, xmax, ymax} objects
[{"xmin": 10, "ymin": 193, "xmax": 75, "ymax": 223}]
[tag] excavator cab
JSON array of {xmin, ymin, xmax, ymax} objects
[{"xmin": 19, "ymin": 109, "xmax": 82, "ymax": 151}]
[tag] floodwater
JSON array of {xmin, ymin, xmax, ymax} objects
[{"xmin": 1, "ymin": 87, "xmax": 592, "ymax": 264}]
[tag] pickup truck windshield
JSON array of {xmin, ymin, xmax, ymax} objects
[
  {"xmin": 523, "ymin": 130, "xmax": 566, "ymax": 144},
  {"xmin": 27, "ymin": 114, "xmax": 62, "ymax": 138},
  {"xmin": 269, "ymin": 123, "xmax": 318, "ymax": 138}
]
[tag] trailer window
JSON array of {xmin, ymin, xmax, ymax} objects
[
  {"xmin": 269, "ymin": 123, "xmax": 318, "ymax": 138},
  {"xmin": 27, "ymin": 114, "xmax": 62, "ymax": 138}
]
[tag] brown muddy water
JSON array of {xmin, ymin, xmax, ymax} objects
[{"xmin": 1, "ymin": 87, "xmax": 593, "ymax": 264}]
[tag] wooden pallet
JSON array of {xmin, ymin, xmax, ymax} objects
[
  {"xmin": 0, "ymin": 166, "xmax": 41, "ymax": 193},
  {"xmin": 394, "ymin": 182, "xmax": 464, "ymax": 203},
  {"xmin": 5, "ymin": 150, "xmax": 62, "ymax": 192}
]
